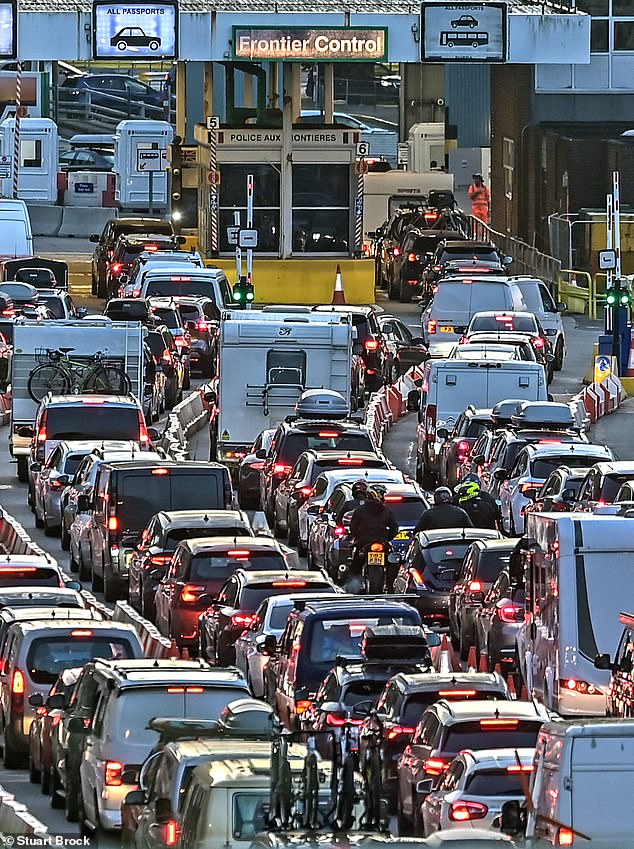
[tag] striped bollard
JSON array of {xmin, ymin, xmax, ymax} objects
[{"xmin": 12, "ymin": 61, "xmax": 23, "ymax": 199}]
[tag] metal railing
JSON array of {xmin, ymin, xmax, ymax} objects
[{"xmin": 56, "ymin": 87, "xmax": 174, "ymax": 133}]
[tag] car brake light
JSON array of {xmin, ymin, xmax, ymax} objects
[
  {"xmin": 108, "ymin": 516, "xmax": 118, "ymax": 532},
  {"xmin": 457, "ymin": 441, "xmax": 470, "ymax": 460},
  {"xmin": 12, "ymin": 669, "xmax": 24, "ymax": 695},
  {"xmin": 150, "ymin": 554, "xmax": 172, "ymax": 566},
  {"xmin": 152, "ymin": 468, "xmax": 169, "ymax": 476},
  {"xmin": 424, "ymin": 212, "xmax": 439, "ymax": 222},
  {"xmin": 318, "ymin": 432, "xmax": 339, "ymax": 438},
  {"xmin": 386, "ymin": 724, "xmax": 414, "ymax": 740},
  {"xmin": 480, "ymin": 718, "xmax": 519, "ymax": 727},
  {"xmin": 507, "ymin": 764, "xmax": 534, "ymax": 773},
  {"xmin": 407, "ymin": 252, "xmax": 420, "ymax": 262},
  {"xmin": 424, "ymin": 758, "xmax": 449, "ymax": 775},
  {"xmin": 162, "ymin": 349, "xmax": 173, "ymax": 364},
  {"xmin": 392, "ymin": 247, "xmax": 400, "ymax": 256},
  {"xmin": 0, "ymin": 567, "xmax": 37, "ymax": 574},
  {"xmin": 231, "ymin": 613, "xmax": 255, "ymax": 627},
  {"xmin": 337, "ymin": 458, "xmax": 364, "ymax": 465},
  {"xmin": 70, "ymin": 630, "xmax": 93, "ymax": 637},
  {"xmin": 326, "ymin": 712, "xmax": 347, "ymax": 727},
  {"xmin": 272, "ymin": 580, "xmax": 307, "ymax": 587},
  {"xmin": 138, "ymin": 411, "xmax": 150, "ymax": 445},
  {"xmin": 111, "ymin": 263, "xmax": 122, "ymax": 274},
  {"xmin": 433, "ymin": 265, "xmax": 442, "ymax": 271},
  {"xmin": 228, "ymin": 549, "xmax": 251, "ymax": 557},
  {"xmin": 560, "ymin": 678, "xmax": 601, "ymax": 695},
  {"xmin": 105, "ymin": 761, "xmax": 123, "ymax": 786},
  {"xmin": 273, "ymin": 464, "xmax": 291, "ymax": 475},
  {"xmin": 334, "ymin": 525, "xmax": 345, "ymax": 537},
  {"xmin": 169, "ymin": 276, "xmax": 192, "ymax": 282},
  {"xmin": 37, "ymin": 429, "xmax": 47, "ymax": 442},
  {"xmin": 36, "ymin": 706, "xmax": 47, "ymax": 717},
  {"xmin": 499, "ymin": 603, "xmax": 523, "ymax": 623},
  {"xmin": 296, "ymin": 699, "xmax": 312, "ymax": 714},
  {"xmin": 428, "ymin": 319, "xmax": 437, "ymax": 334},
  {"xmin": 50, "ymin": 478, "xmax": 66, "ymax": 489},
  {"xmin": 144, "ymin": 244, "xmax": 159, "ymax": 252},
  {"xmin": 165, "ymin": 820, "xmax": 178, "ymax": 846},
  {"xmin": 520, "ymin": 482, "xmax": 540, "ymax": 492},
  {"xmin": 298, "ymin": 486, "xmax": 314, "ymax": 498},
  {"xmin": 449, "ymin": 801, "xmax": 488, "ymax": 822},
  {"xmin": 534, "ymin": 337, "xmax": 545, "ymax": 348},
  {"xmin": 410, "ymin": 568, "xmax": 426, "ymax": 587},
  {"xmin": 197, "ymin": 320, "xmax": 209, "ymax": 331},
  {"xmin": 370, "ymin": 543, "xmax": 385, "ymax": 552},
  {"xmin": 384, "ymin": 495, "xmax": 403, "ymax": 502},
  {"xmin": 557, "ymin": 828, "xmax": 574, "ymax": 846},
  {"xmin": 251, "ymin": 460, "xmax": 265, "ymax": 471},
  {"xmin": 468, "ymin": 580, "xmax": 482, "ymax": 592},
  {"xmin": 438, "ymin": 689, "xmax": 477, "ymax": 697},
  {"xmin": 365, "ymin": 339, "xmax": 379, "ymax": 351},
  {"xmin": 459, "ymin": 266, "xmax": 490, "ymax": 272},
  {"xmin": 181, "ymin": 584, "xmax": 205, "ymax": 602}
]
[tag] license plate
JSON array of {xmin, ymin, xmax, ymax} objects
[
  {"xmin": 440, "ymin": 326, "xmax": 454, "ymax": 333},
  {"xmin": 394, "ymin": 530, "xmax": 411, "ymax": 540},
  {"xmin": 368, "ymin": 552, "xmax": 385, "ymax": 566}
]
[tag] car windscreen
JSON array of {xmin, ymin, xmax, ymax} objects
[
  {"xmin": 27, "ymin": 635, "xmax": 134, "ymax": 684},
  {"xmin": 602, "ymin": 473, "xmax": 634, "ymax": 502},
  {"xmin": 464, "ymin": 768, "xmax": 529, "ymax": 796},
  {"xmin": 421, "ymin": 542, "xmax": 472, "ymax": 575},
  {"xmin": 309, "ymin": 614, "xmax": 418, "ymax": 664},
  {"xmin": 113, "ymin": 687, "xmax": 248, "ymax": 745},
  {"xmin": 470, "ymin": 314, "xmax": 538, "ymax": 333},
  {"xmin": 45, "ymin": 408, "xmax": 140, "ymax": 441},
  {"xmin": 442, "ymin": 720, "xmax": 543, "ymax": 755},
  {"xmin": 239, "ymin": 583, "xmax": 332, "ymax": 612},
  {"xmin": 119, "ymin": 472, "xmax": 223, "ymax": 529},
  {"xmin": 279, "ymin": 433, "xmax": 374, "ymax": 466},
  {"xmin": 189, "ymin": 552, "xmax": 286, "ymax": 581},
  {"xmin": 38, "ymin": 295, "xmax": 66, "ymax": 318},
  {"xmin": 530, "ymin": 455, "xmax": 606, "ymax": 479},
  {"xmin": 434, "ymin": 284, "xmax": 513, "ymax": 314},
  {"xmin": 386, "ymin": 498, "xmax": 425, "ymax": 525},
  {"xmin": 146, "ymin": 279, "xmax": 218, "ymax": 301},
  {"xmin": 341, "ymin": 679, "xmax": 385, "ymax": 708},
  {"xmin": 151, "ymin": 308, "xmax": 181, "ymax": 329},
  {"xmin": 165, "ymin": 527, "xmax": 250, "ymax": 550},
  {"xmin": 476, "ymin": 552, "xmax": 512, "ymax": 582},
  {"xmin": 0, "ymin": 567, "xmax": 60, "ymax": 588},
  {"xmin": 400, "ymin": 690, "xmax": 502, "ymax": 726}
]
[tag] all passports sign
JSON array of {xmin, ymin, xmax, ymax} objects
[
  {"xmin": 232, "ymin": 27, "xmax": 388, "ymax": 61},
  {"xmin": 93, "ymin": 0, "xmax": 179, "ymax": 59}
]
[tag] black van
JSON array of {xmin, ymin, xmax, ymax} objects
[
  {"xmin": 271, "ymin": 597, "xmax": 420, "ymax": 729},
  {"xmin": 83, "ymin": 460, "xmax": 234, "ymax": 601}
]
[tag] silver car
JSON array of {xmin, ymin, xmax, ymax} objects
[
  {"xmin": 421, "ymin": 747, "xmax": 535, "ymax": 835},
  {"xmin": 33, "ymin": 441, "xmax": 105, "ymax": 536}
]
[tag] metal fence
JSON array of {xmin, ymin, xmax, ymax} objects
[{"xmin": 56, "ymin": 87, "xmax": 174, "ymax": 135}]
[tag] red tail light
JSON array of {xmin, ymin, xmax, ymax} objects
[
  {"xmin": 181, "ymin": 584, "xmax": 205, "ymax": 603},
  {"xmin": 297, "ymin": 486, "xmax": 313, "ymax": 497},
  {"xmin": 150, "ymin": 554, "xmax": 172, "ymax": 566},
  {"xmin": 152, "ymin": 468, "xmax": 169, "ymax": 476},
  {"xmin": 365, "ymin": 339, "xmax": 379, "ymax": 351},
  {"xmin": 111, "ymin": 263, "xmax": 122, "ymax": 274},
  {"xmin": 560, "ymin": 678, "xmax": 601, "ymax": 695},
  {"xmin": 428, "ymin": 319, "xmax": 437, "ymax": 334},
  {"xmin": 480, "ymin": 718, "xmax": 519, "ymax": 728},
  {"xmin": 296, "ymin": 698, "xmax": 312, "ymax": 714},
  {"xmin": 165, "ymin": 820, "xmax": 179, "ymax": 846},
  {"xmin": 228, "ymin": 549, "xmax": 251, "ymax": 557},
  {"xmin": 384, "ymin": 495, "xmax": 403, "ymax": 502},
  {"xmin": 337, "ymin": 458, "xmax": 364, "ymax": 465},
  {"xmin": 50, "ymin": 478, "xmax": 66, "ymax": 490},
  {"xmin": 507, "ymin": 764, "xmax": 534, "ymax": 773},
  {"xmin": 426, "ymin": 403, "xmax": 437, "ymax": 441},
  {"xmin": 424, "ymin": 758, "xmax": 450, "ymax": 776},
  {"xmin": 392, "ymin": 247, "xmax": 400, "ymax": 257},
  {"xmin": 37, "ymin": 429, "xmax": 47, "ymax": 443},
  {"xmin": 410, "ymin": 568, "xmax": 426, "ymax": 587},
  {"xmin": 533, "ymin": 337, "xmax": 545, "ymax": 349},
  {"xmin": 424, "ymin": 212, "xmax": 439, "ymax": 222},
  {"xmin": 334, "ymin": 525, "xmax": 346, "ymax": 537},
  {"xmin": 386, "ymin": 724, "xmax": 414, "ymax": 740},
  {"xmin": 162, "ymin": 349, "xmax": 173, "ymax": 365},
  {"xmin": 326, "ymin": 712, "xmax": 347, "ymax": 727},
  {"xmin": 370, "ymin": 542, "xmax": 385, "ymax": 552},
  {"xmin": 108, "ymin": 516, "xmax": 119, "ymax": 532},
  {"xmin": 105, "ymin": 761, "xmax": 123, "ymax": 786},
  {"xmin": 437, "ymin": 689, "xmax": 477, "ymax": 697},
  {"xmin": 70, "ymin": 630, "xmax": 93, "ymax": 637},
  {"xmin": 407, "ymin": 252, "xmax": 420, "ymax": 262},
  {"xmin": 251, "ymin": 461, "xmax": 265, "ymax": 471},
  {"xmin": 273, "ymin": 464, "xmax": 291, "ymax": 475},
  {"xmin": 231, "ymin": 613, "xmax": 255, "ymax": 627},
  {"xmin": 138, "ymin": 411, "xmax": 150, "ymax": 445},
  {"xmin": 449, "ymin": 801, "xmax": 488, "ymax": 822},
  {"xmin": 12, "ymin": 669, "xmax": 24, "ymax": 695},
  {"xmin": 318, "ymin": 431, "xmax": 339, "ymax": 438},
  {"xmin": 197, "ymin": 320, "xmax": 209, "ymax": 332},
  {"xmin": 499, "ymin": 603, "xmax": 523, "ymax": 623},
  {"xmin": 468, "ymin": 580, "xmax": 482, "ymax": 593},
  {"xmin": 557, "ymin": 828, "xmax": 574, "ymax": 846},
  {"xmin": 433, "ymin": 264, "xmax": 442, "ymax": 271}
]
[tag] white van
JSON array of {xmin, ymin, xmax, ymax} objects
[
  {"xmin": 0, "ymin": 200, "xmax": 33, "ymax": 259},
  {"xmin": 409, "ymin": 358, "xmax": 548, "ymax": 485},
  {"xmin": 501, "ymin": 719, "xmax": 634, "ymax": 849}
]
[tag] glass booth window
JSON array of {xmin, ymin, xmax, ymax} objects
[
  {"xmin": 292, "ymin": 164, "xmax": 350, "ymax": 254},
  {"xmin": 21, "ymin": 139, "xmax": 42, "ymax": 168},
  {"xmin": 219, "ymin": 164, "xmax": 280, "ymax": 253}
]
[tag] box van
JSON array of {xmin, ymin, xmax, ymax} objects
[
  {"xmin": 87, "ymin": 459, "xmax": 234, "ymax": 601},
  {"xmin": 421, "ymin": 278, "xmax": 523, "ymax": 356},
  {"xmin": 0, "ymin": 200, "xmax": 33, "ymax": 259},
  {"xmin": 502, "ymin": 719, "xmax": 634, "ymax": 849},
  {"xmin": 409, "ymin": 359, "xmax": 548, "ymax": 486}
]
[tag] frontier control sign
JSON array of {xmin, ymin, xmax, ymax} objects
[{"xmin": 232, "ymin": 27, "xmax": 387, "ymax": 61}]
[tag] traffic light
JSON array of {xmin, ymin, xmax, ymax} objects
[
  {"xmin": 232, "ymin": 276, "xmax": 254, "ymax": 305},
  {"xmin": 168, "ymin": 135, "xmax": 183, "ymax": 225},
  {"xmin": 606, "ymin": 278, "xmax": 631, "ymax": 308}
]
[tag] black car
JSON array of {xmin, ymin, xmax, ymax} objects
[
  {"xmin": 377, "ymin": 314, "xmax": 428, "ymax": 381},
  {"xmin": 388, "ymin": 228, "xmax": 458, "ymax": 303},
  {"xmin": 110, "ymin": 27, "xmax": 161, "ymax": 51},
  {"xmin": 238, "ymin": 429, "xmax": 275, "ymax": 510},
  {"xmin": 392, "ymin": 528, "xmax": 501, "ymax": 625},
  {"xmin": 170, "ymin": 295, "xmax": 220, "ymax": 377},
  {"xmin": 107, "ymin": 235, "xmax": 182, "ymax": 299},
  {"xmin": 437, "ymin": 406, "xmax": 492, "ymax": 488},
  {"xmin": 421, "ymin": 240, "xmax": 508, "ymax": 299},
  {"xmin": 89, "ymin": 217, "xmax": 174, "ymax": 298},
  {"xmin": 60, "ymin": 74, "xmax": 169, "ymax": 112},
  {"xmin": 198, "ymin": 570, "xmax": 336, "ymax": 666},
  {"xmin": 145, "ymin": 325, "xmax": 184, "ymax": 409},
  {"xmin": 313, "ymin": 305, "xmax": 389, "ymax": 392},
  {"xmin": 375, "ymin": 208, "xmax": 425, "ymax": 291},
  {"xmin": 59, "ymin": 148, "xmax": 113, "ymax": 171},
  {"xmin": 148, "ymin": 298, "xmax": 191, "ymax": 389}
]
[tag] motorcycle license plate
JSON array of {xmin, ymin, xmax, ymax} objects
[
  {"xmin": 440, "ymin": 326, "xmax": 454, "ymax": 333},
  {"xmin": 368, "ymin": 552, "xmax": 385, "ymax": 566}
]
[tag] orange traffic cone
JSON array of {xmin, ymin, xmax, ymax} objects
[
  {"xmin": 331, "ymin": 264, "xmax": 346, "ymax": 305},
  {"xmin": 181, "ymin": 647, "xmax": 191, "ymax": 660},
  {"xmin": 519, "ymin": 680, "xmax": 529, "ymax": 701},
  {"xmin": 478, "ymin": 651, "xmax": 488, "ymax": 673},
  {"xmin": 507, "ymin": 674, "xmax": 517, "ymax": 700},
  {"xmin": 467, "ymin": 645, "xmax": 477, "ymax": 671},
  {"xmin": 167, "ymin": 639, "xmax": 180, "ymax": 659},
  {"xmin": 494, "ymin": 662, "xmax": 503, "ymax": 676}
]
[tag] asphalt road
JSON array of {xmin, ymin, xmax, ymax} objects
[{"xmin": 0, "ymin": 292, "xmax": 618, "ymax": 840}]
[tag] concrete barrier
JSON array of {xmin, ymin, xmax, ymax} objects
[
  {"xmin": 26, "ymin": 204, "xmax": 63, "ymax": 237},
  {"xmin": 112, "ymin": 601, "xmax": 173, "ymax": 658},
  {"xmin": 0, "ymin": 785, "xmax": 48, "ymax": 835},
  {"xmin": 58, "ymin": 206, "xmax": 114, "ymax": 238}
]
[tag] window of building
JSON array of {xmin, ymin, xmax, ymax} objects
[
  {"xmin": 218, "ymin": 164, "xmax": 280, "ymax": 253},
  {"xmin": 292, "ymin": 163, "xmax": 349, "ymax": 254},
  {"xmin": 614, "ymin": 20, "xmax": 634, "ymax": 50},
  {"xmin": 591, "ymin": 19, "xmax": 609, "ymax": 51},
  {"xmin": 503, "ymin": 137, "xmax": 514, "ymax": 201},
  {"xmin": 20, "ymin": 139, "xmax": 42, "ymax": 168}
]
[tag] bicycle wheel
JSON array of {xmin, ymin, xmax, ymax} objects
[
  {"xmin": 302, "ymin": 753, "xmax": 320, "ymax": 829},
  {"xmin": 337, "ymin": 755, "xmax": 356, "ymax": 830},
  {"xmin": 28, "ymin": 365, "xmax": 71, "ymax": 402},
  {"xmin": 82, "ymin": 365, "xmax": 131, "ymax": 395},
  {"xmin": 364, "ymin": 749, "xmax": 383, "ymax": 830}
]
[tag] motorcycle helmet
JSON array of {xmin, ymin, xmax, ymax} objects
[
  {"xmin": 367, "ymin": 484, "xmax": 387, "ymax": 503},
  {"xmin": 433, "ymin": 486, "xmax": 453, "ymax": 505},
  {"xmin": 352, "ymin": 478, "xmax": 369, "ymax": 499},
  {"xmin": 456, "ymin": 480, "xmax": 480, "ymax": 503}
]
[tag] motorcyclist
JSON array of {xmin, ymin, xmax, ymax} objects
[
  {"xmin": 454, "ymin": 476, "xmax": 499, "ymax": 530},
  {"xmin": 344, "ymin": 478, "xmax": 369, "ymax": 516},
  {"xmin": 414, "ymin": 486, "xmax": 473, "ymax": 533},
  {"xmin": 349, "ymin": 485, "xmax": 398, "ymax": 570}
]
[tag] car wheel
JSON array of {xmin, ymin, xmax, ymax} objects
[
  {"xmin": 554, "ymin": 338, "xmax": 564, "ymax": 371},
  {"xmin": 3, "ymin": 734, "xmax": 23, "ymax": 769},
  {"xmin": 65, "ymin": 776, "xmax": 79, "ymax": 822},
  {"xmin": 287, "ymin": 511, "xmax": 297, "ymax": 546},
  {"xmin": 459, "ymin": 622, "xmax": 471, "ymax": 662},
  {"xmin": 297, "ymin": 532, "xmax": 307, "ymax": 558},
  {"xmin": 273, "ymin": 507, "xmax": 286, "ymax": 539},
  {"xmin": 149, "ymin": 40, "xmax": 159, "ymax": 50},
  {"xmin": 390, "ymin": 363, "xmax": 399, "ymax": 384},
  {"xmin": 50, "ymin": 769, "xmax": 64, "ymax": 809},
  {"xmin": 77, "ymin": 551, "xmax": 91, "ymax": 582},
  {"xmin": 34, "ymin": 508, "xmax": 44, "ymax": 529},
  {"xmin": 44, "ymin": 518, "xmax": 58, "ymax": 537},
  {"xmin": 183, "ymin": 369, "xmax": 191, "ymax": 390},
  {"xmin": 399, "ymin": 280, "xmax": 412, "ymax": 303},
  {"xmin": 29, "ymin": 755, "xmax": 40, "ymax": 784},
  {"xmin": 41, "ymin": 766, "xmax": 51, "ymax": 794},
  {"xmin": 103, "ymin": 573, "xmax": 118, "ymax": 603},
  {"xmin": 61, "ymin": 523, "xmax": 70, "ymax": 551},
  {"xmin": 17, "ymin": 457, "xmax": 28, "ymax": 483},
  {"xmin": 388, "ymin": 278, "xmax": 398, "ymax": 300},
  {"xmin": 397, "ymin": 798, "xmax": 412, "ymax": 836},
  {"xmin": 91, "ymin": 564, "xmax": 104, "ymax": 593}
]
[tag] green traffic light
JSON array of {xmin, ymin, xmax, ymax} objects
[
  {"xmin": 621, "ymin": 294, "xmax": 631, "ymax": 306},
  {"xmin": 607, "ymin": 291, "xmax": 617, "ymax": 306},
  {"xmin": 233, "ymin": 291, "xmax": 242, "ymax": 301}
]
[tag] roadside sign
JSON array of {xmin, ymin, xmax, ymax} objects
[
  {"xmin": 0, "ymin": 154, "xmax": 10, "ymax": 178},
  {"xmin": 136, "ymin": 148, "xmax": 168, "ymax": 172},
  {"xmin": 356, "ymin": 141, "xmax": 370, "ymax": 158},
  {"xmin": 594, "ymin": 354, "xmax": 613, "ymax": 384},
  {"xmin": 599, "ymin": 249, "xmax": 617, "ymax": 271},
  {"xmin": 397, "ymin": 143, "xmax": 409, "ymax": 167},
  {"xmin": 227, "ymin": 225, "xmax": 240, "ymax": 245},
  {"xmin": 206, "ymin": 116, "xmax": 220, "ymax": 130},
  {"xmin": 239, "ymin": 228, "xmax": 258, "ymax": 248}
]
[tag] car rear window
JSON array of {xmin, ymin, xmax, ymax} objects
[
  {"xmin": 38, "ymin": 295, "xmax": 66, "ymax": 318},
  {"xmin": 441, "ymin": 248, "xmax": 498, "ymax": 263},
  {"xmin": 442, "ymin": 720, "xmax": 542, "ymax": 754},
  {"xmin": 119, "ymin": 471, "xmax": 224, "ymax": 530},
  {"xmin": 470, "ymin": 314, "xmax": 538, "ymax": 333},
  {"xmin": 465, "ymin": 421, "xmax": 487, "ymax": 438},
  {"xmin": 309, "ymin": 614, "xmax": 418, "ymax": 664},
  {"xmin": 146, "ymin": 279, "xmax": 218, "ymax": 301},
  {"xmin": 311, "ymin": 458, "xmax": 385, "ymax": 480},
  {"xmin": 0, "ymin": 567, "xmax": 60, "ymax": 587},
  {"xmin": 385, "ymin": 498, "xmax": 425, "ymax": 525},
  {"xmin": 400, "ymin": 690, "xmax": 502, "ymax": 726},
  {"xmin": 601, "ymin": 474, "xmax": 634, "ymax": 502},
  {"xmin": 27, "ymin": 635, "xmax": 134, "ymax": 684},
  {"xmin": 190, "ymin": 552, "xmax": 285, "ymax": 581},
  {"xmin": 269, "ymin": 602, "xmax": 294, "ymax": 631},
  {"xmin": 341, "ymin": 679, "xmax": 385, "ymax": 708},
  {"xmin": 63, "ymin": 454, "xmax": 88, "ymax": 477},
  {"xmin": 421, "ymin": 542, "xmax": 471, "ymax": 575},
  {"xmin": 434, "ymin": 283, "xmax": 514, "ymax": 314},
  {"xmin": 239, "ymin": 582, "xmax": 332, "ymax": 611},
  {"xmin": 476, "ymin": 552, "xmax": 512, "ymax": 582},
  {"xmin": 279, "ymin": 433, "xmax": 374, "ymax": 466},
  {"xmin": 115, "ymin": 222, "xmax": 173, "ymax": 240},
  {"xmin": 165, "ymin": 527, "xmax": 250, "ymax": 550},
  {"xmin": 152, "ymin": 308, "xmax": 181, "ymax": 329},
  {"xmin": 45, "ymin": 407, "xmax": 140, "ymax": 441},
  {"xmin": 464, "ymin": 768, "xmax": 529, "ymax": 796},
  {"xmin": 146, "ymin": 332, "xmax": 168, "ymax": 357},
  {"xmin": 530, "ymin": 455, "xmax": 605, "ymax": 479}
]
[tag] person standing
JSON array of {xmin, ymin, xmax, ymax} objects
[{"xmin": 468, "ymin": 173, "xmax": 491, "ymax": 224}]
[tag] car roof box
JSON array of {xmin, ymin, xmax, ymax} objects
[
  {"xmin": 490, "ymin": 398, "xmax": 525, "ymax": 427},
  {"xmin": 511, "ymin": 401, "xmax": 576, "ymax": 430},
  {"xmin": 295, "ymin": 389, "xmax": 349, "ymax": 420},
  {"xmin": 362, "ymin": 624, "xmax": 430, "ymax": 661}
]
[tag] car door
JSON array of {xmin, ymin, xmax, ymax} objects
[
  {"xmin": 80, "ymin": 687, "xmax": 109, "ymax": 824},
  {"xmin": 277, "ymin": 456, "xmax": 309, "ymax": 525},
  {"xmin": 425, "ymin": 758, "xmax": 465, "ymax": 832},
  {"xmin": 155, "ymin": 549, "xmax": 181, "ymax": 633},
  {"xmin": 319, "ymin": 490, "xmax": 345, "ymax": 567},
  {"xmin": 500, "ymin": 451, "xmax": 526, "ymax": 529},
  {"xmin": 89, "ymin": 468, "xmax": 110, "ymax": 576},
  {"xmin": 211, "ymin": 577, "xmax": 240, "ymax": 655}
]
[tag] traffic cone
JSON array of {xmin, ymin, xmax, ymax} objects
[
  {"xmin": 478, "ymin": 651, "xmax": 488, "ymax": 673},
  {"xmin": 436, "ymin": 635, "xmax": 452, "ymax": 673},
  {"xmin": 519, "ymin": 680, "xmax": 529, "ymax": 701},
  {"xmin": 167, "ymin": 639, "xmax": 180, "ymax": 659},
  {"xmin": 467, "ymin": 645, "xmax": 477, "ymax": 671},
  {"xmin": 507, "ymin": 674, "xmax": 517, "ymax": 700},
  {"xmin": 494, "ymin": 662, "xmax": 503, "ymax": 676},
  {"xmin": 331, "ymin": 264, "xmax": 346, "ymax": 305},
  {"xmin": 181, "ymin": 647, "xmax": 191, "ymax": 660}
]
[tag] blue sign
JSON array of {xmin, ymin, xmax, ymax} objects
[
  {"xmin": 74, "ymin": 183, "xmax": 95, "ymax": 194},
  {"xmin": 0, "ymin": 2, "xmax": 16, "ymax": 59},
  {"xmin": 93, "ymin": 1, "xmax": 178, "ymax": 60}
]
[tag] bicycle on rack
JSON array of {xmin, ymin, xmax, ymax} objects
[
  {"xmin": 323, "ymin": 703, "xmax": 360, "ymax": 831},
  {"xmin": 269, "ymin": 724, "xmax": 294, "ymax": 829},
  {"xmin": 359, "ymin": 706, "xmax": 386, "ymax": 831},
  {"xmin": 27, "ymin": 347, "xmax": 131, "ymax": 403}
]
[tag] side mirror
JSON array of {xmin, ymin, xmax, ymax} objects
[
  {"xmin": 176, "ymin": 236, "xmax": 187, "ymax": 245},
  {"xmin": 46, "ymin": 692, "xmax": 66, "ymax": 710},
  {"xmin": 407, "ymin": 390, "xmax": 420, "ymax": 412},
  {"xmin": 500, "ymin": 800, "xmax": 526, "ymax": 836},
  {"xmin": 594, "ymin": 653, "xmax": 612, "ymax": 671},
  {"xmin": 425, "ymin": 632, "xmax": 441, "ymax": 648},
  {"xmin": 254, "ymin": 448, "xmax": 267, "ymax": 460},
  {"xmin": 561, "ymin": 488, "xmax": 576, "ymax": 501},
  {"xmin": 204, "ymin": 390, "xmax": 217, "ymax": 404},
  {"xmin": 410, "ymin": 337, "xmax": 426, "ymax": 347},
  {"xmin": 124, "ymin": 789, "xmax": 146, "ymax": 806},
  {"xmin": 147, "ymin": 427, "xmax": 160, "ymax": 441},
  {"xmin": 67, "ymin": 716, "xmax": 89, "ymax": 735},
  {"xmin": 522, "ymin": 489, "xmax": 537, "ymax": 501},
  {"xmin": 440, "ymin": 568, "xmax": 457, "ymax": 582},
  {"xmin": 436, "ymin": 427, "xmax": 449, "ymax": 440},
  {"xmin": 557, "ymin": 302, "xmax": 567, "ymax": 312},
  {"xmin": 121, "ymin": 767, "xmax": 140, "ymax": 785},
  {"xmin": 89, "ymin": 234, "xmax": 100, "ymax": 243},
  {"xmin": 367, "ymin": 231, "xmax": 377, "ymax": 240},
  {"xmin": 307, "ymin": 504, "xmax": 322, "ymax": 515},
  {"xmin": 148, "ymin": 567, "xmax": 167, "ymax": 582},
  {"xmin": 259, "ymin": 634, "xmax": 277, "ymax": 656},
  {"xmin": 472, "ymin": 454, "xmax": 485, "ymax": 465},
  {"xmin": 30, "ymin": 462, "xmax": 42, "ymax": 473},
  {"xmin": 416, "ymin": 779, "xmax": 434, "ymax": 795},
  {"xmin": 77, "ymin": 494, "xmax": 92, "ymax": 512},
  {"xmin": 77, "ymin": 307, "xmax": 88, "ymax": 318},
  {"xmin": 352, "ymin": 699, "xmax": 373, "ymax": 717},
  {"xmin": 154, "ymin": 797, "xmax": 173, "ymax": 825},
  {"xmin": 503, "ymin": 255, "xmax": 514, "ymax": 265},
  {"xmin": 493, "ymin": 468, "xmax": 508, "ymax": 482},
  {"xmin": 28, "ymin": 693, "xmax": 44, "ymax": 707},
  {"xmin": 65, "ymin": 580, "xmax": 82, "ymax": 591},
  {"xmin": 185, "ymin": 320, "xmax": 197, "ymax": 331},
  {"xmin": 320, "ymin": 701, "xmax": 344, "ymax": 715},
  {"xmin": 56, "ymin": 474, "xmax": 70, "ymax": 486},
  {"xmin": 353, "ymin": 343, "xmax": 363, "ymax": 355},
  {"xmin": 197, "ymin": 594, "xmax": 215, "ymax": 608}
]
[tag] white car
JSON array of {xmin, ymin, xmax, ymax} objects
[
  {"xmin": 234, "ymin": 591, "xmax": 341, "ymax": 698},
  {"xmin": 498, "ymin": 442, "xmax": 614, "ymax": 535},
  {"xmin": 511, "ymin": 277, "xmax": 567, "ymax": 370},
  {"xmin": 37, "ymin": 289, "xmax": 87, "ymax": 320},
  {"xmin": 297, "ymin": 467, "xmax": 407, "ymax": 552},
  {"xmin": 421, "ymin": 747, "xmax": 535, "ymax": 836}
]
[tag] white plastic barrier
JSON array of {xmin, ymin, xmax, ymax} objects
[{"xmin": 0, "ymin": 784, "xmax": 48, "ymax": 836}]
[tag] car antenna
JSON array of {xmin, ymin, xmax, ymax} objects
[
  {"xmin": 204, "ymin": 513, "xmax": 209, "ymax": 522},
  {"xmin": 153, "ymin": 658, "xmax": 160, "ymax": 668}
]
